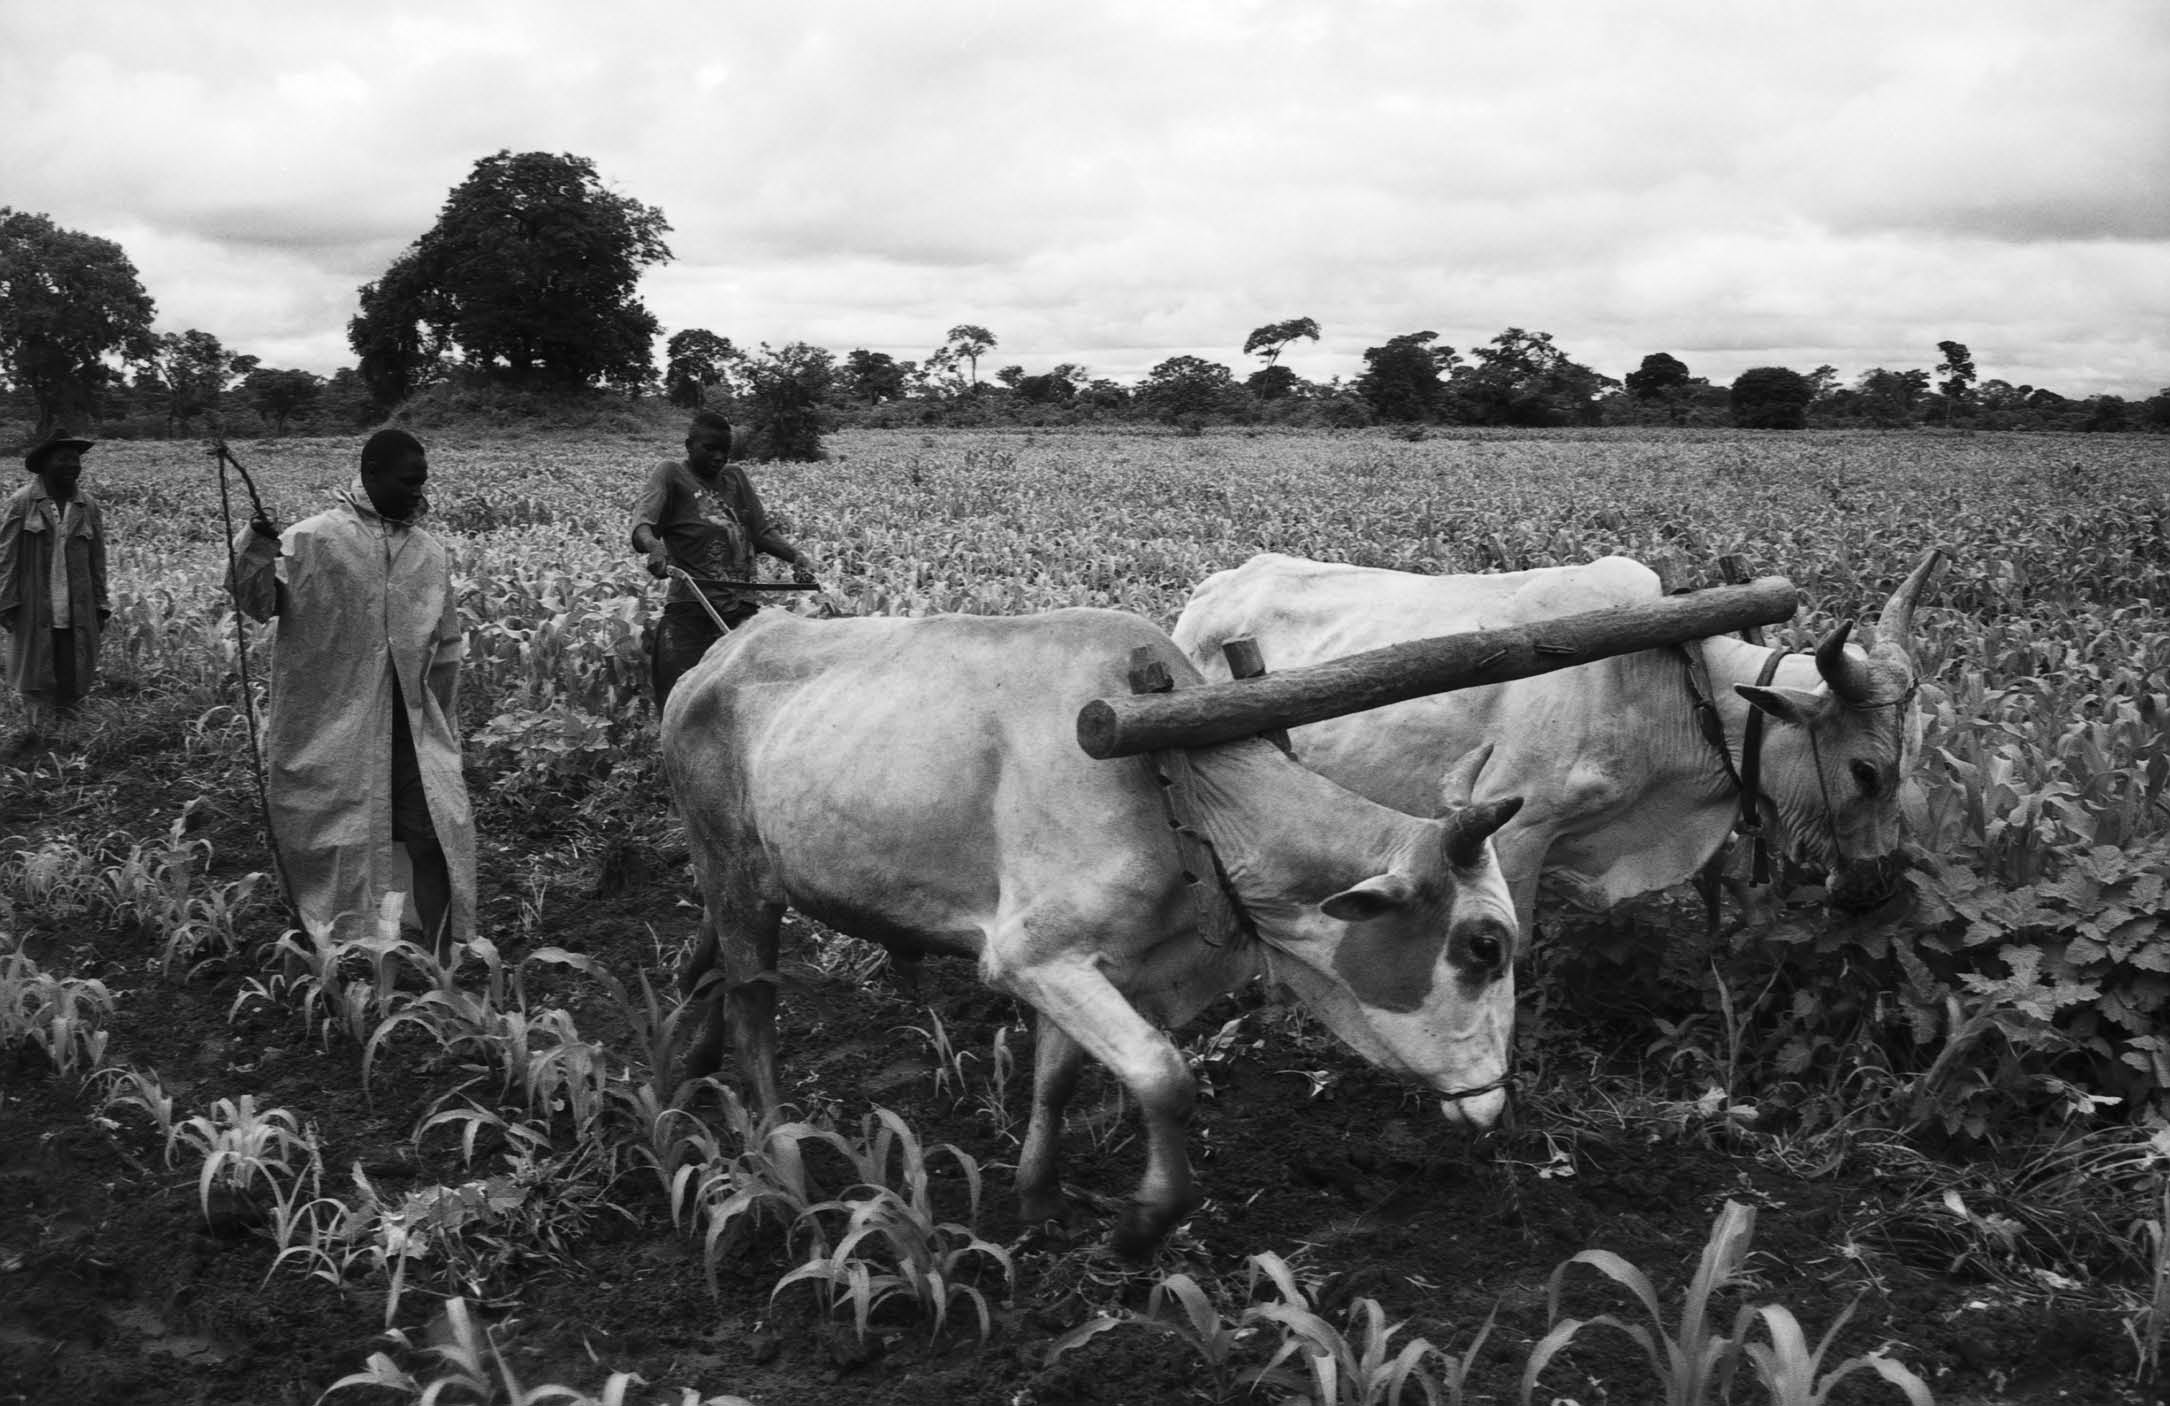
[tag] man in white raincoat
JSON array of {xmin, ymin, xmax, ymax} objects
[{"xmin": 229, "ymin": 428, "xmax": 475, "ymax": 953}]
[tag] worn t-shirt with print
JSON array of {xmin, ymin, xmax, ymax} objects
[{"xmin": 632, "ymin": 459, "xmax": 776, "ymax": 615}]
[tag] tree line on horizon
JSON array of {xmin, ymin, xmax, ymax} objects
[{"xmin": 5, "ymin": 151, "xmax": 2165, "ymax": 453}]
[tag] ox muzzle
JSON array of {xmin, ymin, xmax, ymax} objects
[
  {"xmin": 1828, "ymin": 853, "xmax": 1907, "ymax": 911},
  {"xmin": 1437, "ymin": 1073, "xmax": 1512, "ymax": 1129}
]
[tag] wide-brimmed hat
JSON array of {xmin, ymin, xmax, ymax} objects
[{"xmin": 23, "ymin": 431, "xmax": 95, "ymax": 472}]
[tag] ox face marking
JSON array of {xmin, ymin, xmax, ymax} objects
[{"xmin": 1317, "ymin": 802, "xmax": 1522, "ymax": 1013}]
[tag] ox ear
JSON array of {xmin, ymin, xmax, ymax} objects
[
  {"xmin": 1321, "ymin": 874, "xmax": 1417, "ymax": 924},
  {"xmin": 1736, "ymin": 683, "xmax": 1827, "ymax": 728},
  {"xmin": 1436, "ymin": 741, "xmax": 1497, "ymax": 810}
]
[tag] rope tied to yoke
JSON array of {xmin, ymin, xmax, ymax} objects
[{"xmin": 1124, "ymin": 648, "xmax": 1254, "ymax": 952}]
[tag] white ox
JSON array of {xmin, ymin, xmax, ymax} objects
[
  {"xmin": 1171, "ymin": 552, "xmax": 1943, "ymax": 933},
  {"xmin": 662, "ymin": 607, "xmax": 1524, "ymax": 1255}
]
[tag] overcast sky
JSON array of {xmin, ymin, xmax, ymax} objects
[{"xmin": 5, "ymin": 1, "xmax": 2166, "ymax": 398}]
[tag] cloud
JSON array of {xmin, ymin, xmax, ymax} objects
[{"xmin": 2, "ymin": 0, "xmax": 2163, "ymax": 395}]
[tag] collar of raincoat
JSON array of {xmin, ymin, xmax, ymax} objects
[
  {"xmin": 19, "ymin": 481, "xmax": 91, "ymax": 526},
  {"xmin": 339, "ymin": 475, "xmax": 429, "ymax": 529}
]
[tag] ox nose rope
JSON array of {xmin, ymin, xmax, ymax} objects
[{"xmin": 1437, "ymin": 1072, "xmax": 1514, "ymax": 1103}]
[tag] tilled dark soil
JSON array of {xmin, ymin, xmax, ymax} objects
[{"xmin": 2, "ymin": 741, "xmax": 2163, "ymax": 1406}]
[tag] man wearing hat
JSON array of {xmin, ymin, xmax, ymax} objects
[{"xmin": 0, "ymin": 431, "xmax": 109, "ymax": 748}]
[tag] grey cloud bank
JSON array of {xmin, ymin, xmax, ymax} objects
[{"xmin": 4, "ymin": 0, "xmax": 2164, "ymax": 398}]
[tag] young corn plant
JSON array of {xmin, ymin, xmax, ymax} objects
[
  {"xmin": 3, "ymin": 838, "xmax": 100, "ymax": 913},
  {"xmin": 688, "ymin": 1107, "xmax": 850, "ymax": 1291},
  {"xmin": 0, "ymin": 942, "xmax": 114, "ymax": 1077},
  {"xmin": 770, "ymin": 1183, "xmax": 1015, "ymax": 1344},
  {"xmin": 322, "ymin": 1296, "xmax": 758, "ymax": 1405},
  {"xmin": 903, "ymin": 1008, "xmax": 974, "ymax": 1101},
  {"xmin": 1240, "ymin": 1250, "xmax": 1492, "ymax": 1406},
  {"xmin": 96, "ymin": 806, "xmax": 210, "ymax": 938},
  {"xmin": 2126, "ymin": 1139, "xmax": 2170, "ymax": 1383},
  {"xmin": 1522, "ymin": 1198, "xmax": 1759, "ymax": 1406},
  {"xmin": 973, "ymin": 1022, "xmax": 1020, "ymax": 1143},
  {"xmin": 95, "ymin": 1064, "xmax": 179, "ymax": 1145},
  {"xmin": 1523, "ymin": 1199, "xmax": 1934, "ymax": 1406},
  {"xmin": 1041, "ymin": 1267, "xmax": 1258, "ymax": 1394},
  {"xmin": 167, "ymin": 1094, "xmax": 318, "ymax": 1230},
  {"xmin": 176, "ymin": 870, "xmax": 267, "ymax": 968},
  {"xmin": 769, "ymin": 1105, "xmax": 1010, "ymax": 1343},
  {"xmin": 1726, "ymin": 1301, "xmax": 1935, "ymax": 1406}
]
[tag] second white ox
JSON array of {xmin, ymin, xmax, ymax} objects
[
  {"xmin": 1172, "ymin": 551, "xmax": 1944, "ymax": 931},
  {"xmin": 662, "ymin": 607, "xmax": 1524, "ymax": 1255}
]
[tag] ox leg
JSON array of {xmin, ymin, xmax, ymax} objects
[
  {"xmin": 1016, "ymin": 1019, "xmax": 1086, "ymax": 1223},
  {"xmin": 719, "ymin": 898, "xmax": 787, "ymax": 1113},
  {"xmin": 676, "ymin": 873, "xmax": 786, "ymax": 1113},
  {"xmin": 676, "ymin": 911, "xmax": 727, "ymax": 1083},
  {"xmin": 1003, "ymin": 956, "xmax": 1199, "ymax": 1259}
]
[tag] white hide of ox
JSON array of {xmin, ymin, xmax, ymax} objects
[
  {"xmin": 1171, "ymin": 551, "xmax": 1945, "ymax": 934},
  {"xmin": 661, "ymin": 607, "xmax": 1525, "ymax": 1255}
]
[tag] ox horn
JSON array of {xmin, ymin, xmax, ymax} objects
[
  {"xmin": 1443, "ymin": 795, "xmax": 1525, "ymax": 868},
  {"xmin": 1872, "ymin": 547, "xmax": 1947, "ymax": 657},
  {"xmin": 1814, "ymin": 620, "xmax": 1878, "ymax": 704}
]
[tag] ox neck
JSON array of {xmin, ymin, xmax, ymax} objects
[
  {"xmin": 1679, "ymin": 637, "xmax": 1792, "ymax": 871},
  {"xmin": 1178, "ymin": 738, "xmax": 1423, "ymax": 931}
]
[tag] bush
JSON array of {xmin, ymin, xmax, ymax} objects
[{"xmin": 740, "ymin": 343, "xmax": 834, "ymax": 462}]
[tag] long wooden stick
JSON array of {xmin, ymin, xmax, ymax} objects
[{"xmin": 1077, "ymin": 576, "xmax": 1799, "ymax": 760}]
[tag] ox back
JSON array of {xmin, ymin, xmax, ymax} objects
[{"xmin": 1172, "ymin": 552, "xmax": 1940, "ymax": 933}]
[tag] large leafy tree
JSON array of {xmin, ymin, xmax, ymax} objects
[
  {"xmin": 242, "ymin": 367, "xmax": 324, "ymax": 435},
  {"xmin": 349, "ymin": 249, "xmax": 451, "ymax": 406},
  {"xmin": 1140, "ymin": 355, "xmax": 1237, "ymax": 425},
  {"xmin": 1356, "ymin": 331, "xmax": 1456, "ymax": 422},
  {"xmin": 1450, "ymin": 327, "xmax": 1608, "ymax": 426},
  {"xmin": 843, "ymin": 348, "xmax": 911, "ymax": 405},
  {"xmin": 665, "ymin": 329, "xmax": 741, "ymax": 409},
  {"xmin": 941, "ymin": 325, "xmax": 996, "ymax": 388},
  {"xmin": 740, "ymin": 342, "xmax": 835, "ymax": 462},
  {"xmin": 347, "ymin": 151, "xmax": 672, "ymax": 402},
  {"xmin": 1855, "ymin": 367, "xmax": 1930, "ymax": 428},
  {"xmin": 1729, "ymin": 366, "xmax": 1815, "ymax": 429},
  {"xmin": 147, "ymin": 329, "xmax": 257, "ymax": 435},
  {"xmin": 0, "ymin": 209, "xmax": 158, "ymax": 435},
  {"xmin": 1246, "ymin": 364, "xmax": 1303, "ymax": 401},
  {"xmin": 1934, "ymin": 340, "xmax": 1977, "ymax": 426},
  {"xmin": 1624, "ymin": 352, "xmax": 1693, "ymax": 423},
  {"xmin": 1243, "ymin": 316, "xmax": 1320, "ymax": 370}
]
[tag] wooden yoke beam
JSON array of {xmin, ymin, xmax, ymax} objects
[{"xmin": 1078, "ymin": 576, "xmax": 1799, "ymax": 761}]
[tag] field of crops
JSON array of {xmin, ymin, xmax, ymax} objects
[{"xmin": 4, "ymin": 424, "xmax": 2168, "ymax": 1405}]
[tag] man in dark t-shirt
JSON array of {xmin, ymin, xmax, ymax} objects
[{"xmin": 631, "ymin": 410, "xmax": 817, "ymax": 707}]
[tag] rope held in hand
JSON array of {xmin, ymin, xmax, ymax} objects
[{"xmin": 208, "ymin": 439, "xmax": 299, "ymax": 928}]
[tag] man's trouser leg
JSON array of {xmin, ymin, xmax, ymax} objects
[{"xmin": 653, "ymin": 601, "xmax": 756, "ymax": 712}]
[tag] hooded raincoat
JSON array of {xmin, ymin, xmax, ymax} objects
[
  {"xmin": 231, "ymin": 483, "xmax": 475, "ymax": 942},
  {"xmin": 1, "ymin": 481, "xmax": 108, "ymax": 703}
]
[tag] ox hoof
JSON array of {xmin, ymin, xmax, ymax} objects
[
  {"xmin": 1017, "ymin": 1185, "xmax": 1066, "ymax": 1225},
  {"xmin": 1111, "ymin": 1201, "xmax": 1184, "ymax": 1261}
]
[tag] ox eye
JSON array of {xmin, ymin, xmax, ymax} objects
[
  {"xmin": 1455, "ymin": 920, "xmax": 1512, "ymax": 978},
  {"xmin": 1850, "ymin": 759, "xmax": 1881, "ymax": 796}
]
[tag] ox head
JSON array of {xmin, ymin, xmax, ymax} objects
[
  {"xmin": 1733, "ymin": 549, "xmax": 1944, "ymax": 909},
  {"xmin": 1261, "ymin": 745, "xmax": 1526, "ymax": 1130}
]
